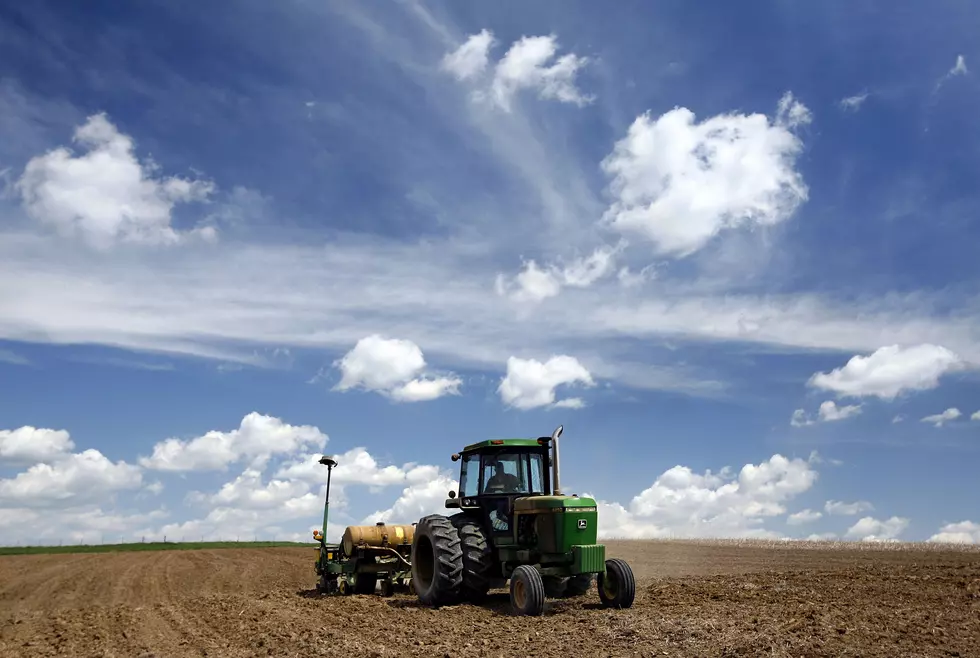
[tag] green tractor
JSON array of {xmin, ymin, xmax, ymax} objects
[{"xmin": 409, "ymin": 425, "xmax": 635, "ymax": 616}]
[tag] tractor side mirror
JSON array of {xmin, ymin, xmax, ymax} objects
[
  {"xmin": 448, "ymin": 490, "xmax": 456, "ymax": 498},
  {"xmin": 451, "ymin": 453, "xmax": 460, "ymax": 462}
]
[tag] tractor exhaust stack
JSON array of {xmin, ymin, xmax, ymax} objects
[{"xmin": 550, "ymin": 424, "xmax": 563, "ymax": 496}]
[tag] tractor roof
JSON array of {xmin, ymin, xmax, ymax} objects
[{"xmin": 461, "ymin": 438, "xmax": 546, "ymax": 453}]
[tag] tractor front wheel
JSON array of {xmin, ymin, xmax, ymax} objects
[
  {"xmin": 510, "ymin": 565, "xmax": 546, "ymax": 616},
  {"xmin": 597, "ymin": 558, "xmax": 635, "ymax": 609},
  {"xmin": 410, "ymin": 514, "xmax": 463, "ymax": 606}
]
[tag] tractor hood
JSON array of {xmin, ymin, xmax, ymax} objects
[{"xmin": 514, "ymin": 495, "xmax": 598, "ymax": 512}]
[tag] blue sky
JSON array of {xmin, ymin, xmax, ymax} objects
[{"xmin": 1, "ymin": 0, "xmax": 979, "ymax": 546}]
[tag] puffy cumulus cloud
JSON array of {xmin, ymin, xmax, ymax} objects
[
  {"xmin": 824, "ymin": 500, "xmax": 874, "ymax": 516},
  {"xmin": 440, "ymin": 29, "xmax": 493, "ymax": 80},
  {"xmin": 275, "ymin": 447, "xmax": 426, "ymax": 489},
  {"xmin": 498, "ymin": 355, "xmax": 595, "ymax": 410},
  {"xmin": 15, "ymin": 113, "xmax": 215, "ymax": 249},
  {"xmin": 0, "ymin": 449, "xmax": 142, "ymax": 508},
  {"xmin": 153, "ymin": 501, "xmax": 322, "ymax": 544},
  {"xmin": 790, "ymin": 400, "xmax": 862, "ymax": 427},
  {"xmin": 921, "ymin": 407, "xmax": 961, "ymax": 427},
  {"xmin": 488, "ymin": 34, "xmax": 593, "ymax": 111},
  {"xmin": 593, "ymin": 453, "xmax": 819, "ymax": 539},
  {"xmin": 972, "ymin": 410, "xmax": 980, "ymax": 421},
  {"xmin": 442, "ymin": 30, "xmax": 592, "ymax": 111},
  {"xmin": 138, "ymin": 412, "xmax": 327, "ymax": 472},
  {"xmin": 928, "ymin": 520, "xmax": 980, "ymax": 544},
  {"xmin": 599, "ymin": 92, "xmax": 810, "ymax": 258},
  {"xmin": 161, "ymin": 441, "xmax": 451, "ymax": 542},
  {"xmin": 787, "ymin": 509, "xmax": 823, "ymax": 525},
  {"xmin": 844, "ymin": 516, "xmax": 909, "ymax": 542},
  {"xmin": 0, "ymin": 426, "xmax": 74, "ymax": 463},
  {"xmin": 818, "ymin": 400, "xmax": 862, "ymax": 422},
  {"xmin": 0, "ymin": 507, "xmax": 171, "ymax": 545},
  {"xmin": 363, "ymin": 471, "xmax": 459, "ymax": 525},
  {"xmin": 494, "ymin": 244, "xmax": 623, "ymax": 303},
  {"xmin": 808, "ymin": 344, "xmax": 964, "ymax": 400},
  {"xmin": 332, "ymin": 335, "xmax": 462, "ymax": 402},
  {"xmin": 190, "ymin": 468, "xmax": 313, "ymax": 511}
]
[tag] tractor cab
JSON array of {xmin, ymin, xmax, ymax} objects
[{"xmin": 445, "ymin": 436, "xmax": 552, "ymax": 543}]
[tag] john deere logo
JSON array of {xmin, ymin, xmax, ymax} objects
[{"xmin": 577, "ymin": 519, "xmax": 587, "ymax": 529}]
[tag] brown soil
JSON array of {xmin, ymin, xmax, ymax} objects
[{"xmin": 1, "ymin": 540, "xmax": 978, "ymax": 657}]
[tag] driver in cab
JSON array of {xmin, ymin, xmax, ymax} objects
[
  {"xmin": 485, "ymin": 460, "xmax": 521, "ymax": 493},
  {"xmin": 485, "ymin": 460, "xmax": 520, "ymax": 531}
]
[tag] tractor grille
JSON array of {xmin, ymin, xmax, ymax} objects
[{"xmin": 571, "ymin": 544, "xmax": 605, "ymax": 574}]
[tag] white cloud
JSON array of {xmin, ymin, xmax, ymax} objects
[
  {"xmin": 194, "ymin": 468, "xmax": 313, "ymax": 510},
  {"xmin": 0, "ymin": 507, "xmax": 170, "ymax": 546},
  {"xmin": 790, "ymin": 400, "xmax": 862, "ymax": 427},
  {"xmin": 0, "ymin": 348, "xmax": 30, "ymax": 366},
  {"xmin": 808, "ymin": 344, "xmax": 964, "ymax": 400},
  {"xmin": 498, "ymin": 355, "xmax": 595, "ymax": 409},
  {"xmin": 790, "ymin": 408, "xmax": 813, "ymax": 427},
  {"xmin": 839, "ymin": 91, "xmax": 869, "ymax": 111},
  {"xmin": 950, "ymin": 55, "xmax": 968, "ymax": 76},
  {"xmin": 138, "ymin": 412, "xmax": 327, "ymax": 472},
  {"xmin": 442, "ymin": 30, "xmax": 592, "ymax": 111},
  {"xmin": 0, "ymin": 449, "xmax": 142, "ymax": 508},
  {"xmin": 441, "ymin": 29, "xmax": 494, "ymax": 80},
  {"xmin": 928, "ymin": 520, "xmax": 980, "ymax": 544},
  {"xmin": 817, "ymin": 400, "xmax": 863, "ymax": 422},
  {"xmin": 844, "ymin": 515, "xmax": 909, "ymax": 542},
  {"xmin": 275, "ymin": 447, "xmax": 419, "ymax": 488},
  {"xmin": 972, "ymin": 410, "xmax": 980, "ymax": 421},
  {"xmin": 489, "ymin": 34, "xmax": 592, "ymax": 111},
  {"xmin": 594, "ymin": 454, "xmax": 818, "ymax": 539},
  {"xmin": 0, "ymin": 426, "xmax": 74, "ymax": 463},
  {"xmin": 921, "ymin": 407, "xmax": 961, "ymax": 427},
  {"xmin": 825, "ymin": 500, "xmax": 874, "ymax": 516},
  {"xmin": 14, "ymin": 113, "xmax": 216, "ymax": 249},
  {"xmin": 494, "ymin": 244, "xmax": 622, "ymax": 303},
  {"xmin": 332, "ymin": 334, "xmax": 462, "ymax": 402},
  {"xmin": 787, "ymin": 509, "xmax": 822, "ymax": 525},
  {"xmin": 599, "ymin": 92, "xmax": 810, "ymax": 258},
  {"xmin": 363, "ymin": 471, "xmax": 458, "ymax": 525}
]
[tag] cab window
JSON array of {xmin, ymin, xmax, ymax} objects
[
  {"xmin": 458, "ymin": 453, "xmax": 480, "ymax": 497},
  {"xmin": 481, "ymin": 451, "xmax": 546, "ymax": 494}
]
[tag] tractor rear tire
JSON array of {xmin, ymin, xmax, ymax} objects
[
  {"xmin": 411, "ymin": 514, "xmax": 463, "ymax": 607},
  {"xmin": 510, "ymin": 565, "xmax": 545, "ymax": 616},
  {"xmin": 597, "ymin": 558, "xmax": 635, "ymax": 609},
  {"xmin": 563, "ymin": 573, "xmax": 594, "ymax": 597},
  {"xmin": 450, "ymin": 514, "xmax": 494, "ymax": 603}
]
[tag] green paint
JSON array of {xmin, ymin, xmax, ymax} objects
[{"xmin": 571, "ymin": 544, "xmax": 606, "ymax": 574}]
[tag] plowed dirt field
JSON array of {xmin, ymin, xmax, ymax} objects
[{"xmin": 1, "ymin": 540, "xmax": 978, "ymax": 657}]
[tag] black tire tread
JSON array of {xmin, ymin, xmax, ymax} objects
[
  {"xmin": 450, "ymin": 514, "xmax": 495, "ymax": 602},
  {"xmin": 597, "ymin": 557, "xmax": 635, "ymax": 609},
  {"xmin": 510, "ymin": 565, "xmax": 546, "ymax": 616},
  {"xmin": 411, "ymin": 514, "xmax": 464, "ymax": 606}
]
